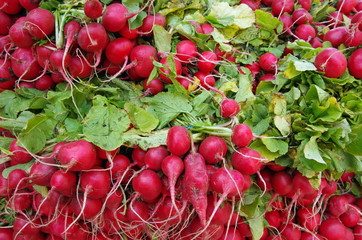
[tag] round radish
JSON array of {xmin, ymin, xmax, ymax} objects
[
  {"xmin": 323, "ymin": 27, "xmax": 348, "ymax": 47},
  {"xmin": 80, "ymin": 168, "xmax": 111, "ymax": 199},
  {"xmin": 132, "ymin": 169, "xmax": 162, "ymax": 203},
  {"xmin": 259, "ymin": 53, "xmax": 278, "ymax": 72},
  {"xmin": 176, "ymin": 40, "xmax": 198, "ymax": 62},
  {"xmin": 314, "ymin": 48, "xmax": 347, "ymax": 78},
  {"xmin": 319, "ymin": 219, "xmax": 347, "ymax": 240},
  {"xmin": 199, "ymin": 136, "xmax": 227, "ymax": 164},
  {"xmin": 50, "ymin": 170, "xmax": 77, "ymax": 197},
  {"xmin": 220, "ymin": 99, "xmax": 240, "ymax": 118},
  {"xmin": 292, "ymin": 8, "xmax": 313, "ymax": 25},
  {"xmin": 143, "ymin": 78, "xmax": 164, "ymax": 95},
  {"xmin": 232, "ymin": 124, "xmax": 253, "ymax": 148},
  {"xmin": 71, "ymin": 195, "xmax": 102, "ymax": 220},
  {"xmin": 348, "ymin": 48, "xmax": 362, "ymax": 79},
  {"xmin": 194, "ymin": 71, "xmax": 215, "ymax": 89},
  {"xmin": 130, "ymin": 45, "xmax": 158, "ymax": 78},
  {"xmin": 102, "ymin": 3, "xmax": 129, "ymax": 32},
  {"xmin": 0, "ymin": 11, "xmax": 12, "ymax": 35},
  {"xmin": 198, "ymin": 53, "xmax": 217, "ymax": 72},
  {"xmin": 11, "ymin": 48, "xmax": 42, "ymax": 80},
  {"xmin": 0, "ymin": 228, "xmax": 12, "ymax": 240},
  {"xmin": 271, "ymin": 171, "xmax": 293, "ymax": 196},
  {"xmin": 139, "ymin": 14, "xmax": 166, "ymax": 36},
  {"xmin": 167, "ymin": 125, "xmax": 191, "ymax": 156},
  {"xmin": 337, "ymin": 0, "xmax": 357, "ymax": 14},
  {"xmin": 231, "ymin": 147, "xmax": 262, "ymax": 175},
  {"xmin": 327, "ymin": 195, "xmax": 348, "ymax": 216},
  {"xmin": 77, "ymin": 23, "xmax": 109, "ymax": 53},
  {"xmin": 144, "ymin": 146, "xmax": 169, "ymax": 171},
  {"xmin": 105, "ymin": 37, "xmax": 133, "ymax": 64},
  {"xmin": 84, "ymin": 0, "xmax": 103, "ymax": 19},
  {"xmin": 265, "ymin": 210, "xmax": 282, "ymax": 228},
  {"xmin": 159, "ymin": 57, "xmax": 182, "ymax": 83},
  {"xmin": 35, "ymin": 75, "xmax": 54, "ymax": 90},
  {"xmin": 25, "ymin": 8, "xmax": 55, "ymax": 39},
  {"xmin": 272, "ymin": 0, "xmax": 294, "ymax": 16},
  {"xmin": 0, "ymin": 0, "xmax": 22, "ymax": 15},
  {"xmin": 295, "ymin": 24, "xmax": 316, "ymax": 41},
  {"xmin": 19, "ymin": 0, "xmax": 41, "ymax": 10},
  {"xmin": 8, "ymin": 139, "xmax": 33, "ymax": 164}
]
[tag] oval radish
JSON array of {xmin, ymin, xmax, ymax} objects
[{"xmin": 314, "ymin": 48, "xmax": 347, "ymax": 78}]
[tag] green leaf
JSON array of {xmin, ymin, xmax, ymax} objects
[
  {"xmin": 310, "ymin": 97, "xmax": 342, "ymax": 123},
  {"xmin": 144, "ymin": 92, "xmax": 192, "ymax": 129},
  {"xmin": 33, "ymin": 185, "xmax": 48, "ymax": 198},
  {"xmin": 153, "ymin": 25, "xmax": 172, "ymax": 53},
  {"xmin": 261, "ymin": 138, "xmax": 288, "ymax": 155},
  {"xmin": 249, "ymin": 208, "xmax": 264, "ymax": 240},
  {"xmin": 0, "ymin": 137, "xmax": 14, "ymax": 151},
  {"xmin": 83, "ymin": 96, "xmax": 131, "ymax": 151},
  {"xmin": 270, "ymin": 94, "xmax": 287, "ymax": 116},
  {"xmin": 239, "ymin": 196, "xmax": 260, "ymax": 218},
  {"xmin": 100, "ymin": 0, "xmax": 112, "ymax": 4},
  {"xmin": 249, "ymin": 139, "xmax": 283, "ymax": 160},
  {"xmin": 0, "ymin": 91, "xmax": 16, "ymax": 108},
  {"xmin": 235, "ymin": 69, "xmax": 255, "ymax": 103},
  {"xmin": 305, "ymin": 85, "xmax": 330, "ymax": 103},
  {"xmin": 124, "ymin": 102, "xmax": 159, "ymax": 132},
  {"xmin": 18, "ymin": 115, "xmax": 57, "ymax": 154},
  {"xmin": 346, "ymin": 125, "xmax": 362, "ymax": 155},
  {"xmin": 120, "ymin": 129, "xmax": 168, "ymax": 150},
  {"xmin": 255, "ymin": 9, "xmax": 282, "ymax": 31},
  {"xmin": 2, "ymin": 160, "xmax": 34, "ymax": 179},
  {"xmin": 274, "ymin": 115, "xmax": 291, "ymax": 136},
  {"xmin": 303, "ymin": 136, "xmax": 326, "ymax": 166}
]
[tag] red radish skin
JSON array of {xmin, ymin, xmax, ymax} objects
[
  {"xmin": 231, "ymin": 147, "xmax": 262, "ymax": 175},
  {"xmin": 11, "ymin": 48, "xmax": 42, "ymax": 80},
  {"xmin": 71, "ymin": 195, "xmax": 102, "ymax": 220},
  {"xmin": 132, "ymin": 169, "xmax": 162, "ymax": 203},
  {"xmin": 50, "ymin": 170, "xmax": 77, "ymax": 197},
  {"xmin": 143, "ymin": 78, "xmax": 164, "ymax": 95},
  {"xmin": 206, "ymin": 195, "xmax": 233, "ymax": 226},
  {"xmin": 327, "ymin": 195, "xmax": 348, "ymax": 216},
  {"xmin": 102, "ymin": 3, "xmax": 130, "ymax": 32},
  {"xmin": 220, "ymin": 99, "xmax": 240, "ymax": 118},
  {"xmin": 256, "ymin": 168, "xmax": 273, "ymax": 191},
  {"xmin": 297, "ymin": 0, "xmax": 312, "ymax": 10},
  {"xmin": 319, "ymin": 219, "xmax": 347, "ymax": 240},
  {"xmin": 199, "ymin": 136, "xmax": 227, "ymax": 164},
  {"xmin": 56, "ymin": 139, "xmax": 97, "ymax": 171},
  {"xmin": 0, "ymin": 0, "xmax": 22, "ymax": 15},
  {"xmin": 292, "ymin": 8, "xmax": 313, "ymax": 25},
  {"xmin": 295, "ymin": 24, "xmax": 316, "ymax": 41},
  {"xmin": 237, "ymin": 220, "xmax": 252, "ymax": 238},
  {"xmin": 265, "ymin": 210, "xmax": 282, "ymax": 228},
  {"xmin": 13, "ymin": 215, "xmax": 40, "ymax": 235},
  {"xmin": 106, "ymin": 154, "xmax": 132, "ymax": 183},
  {"xmin": 323, "ymin": 27, "xmax": 347, "ymax": 47},
  {"xmin": 144, "ymin": 146, "xmax": 169, "ymax": 171},
  {"xmin": 184, "ymin": 152, "xmax": 209, "ymax": 226},
  {"xmin": 25, "ymin": 8, "xmax": 55, "ymax": 39},
  {"xmin": 176, "ymin": 40, "xmax": 198, "ymax": 62},
  {"xmin": 201, "ymin": 23, "xmax": 214, "ymax": 34},
  {"xmin": 80, "ymin": 168, "xmax": 111, "ymax": 199},
  {"xmin": 279, "ymin": 223, "xmax": 302, "ymax": 240},
  {"xmin": 159, "ymin": 56, "xmax": 182, "ymax": 83},
  {"xmin": 167, "ymin": 126, "xmax": 191, "ymax": 156},
  {"xmin": 77, "ymin": 23, "xmax": 109, "ymax": 53},
  {"xmin": 119, "ymin": 24, "xmax": 139, "ymax": 39},
  {"xmin": 126, "ymin": 199, "xmax": 149, "ymax": 223},
  {"xmin": 340, "ymin": 208, "xmax": 360, "ymax": 227},
  {"xmin": 271, "ymin": 171, "xmax": 293, "ymax": 196},
  {"xmin": 296, "ymin": 207, "xmax": 321, "ymax": 231},
  {"xmin": 132, "ymin": 147, "xmax": 147, "ymax": 167},
  {"xmin": 130, "ymin": 45, "xmax": 158, "ymax": 78},
  {"xmin": 19, "ymin": 0, "xmax": 40, "ymax": 10},
  {"xmin": 105, "ymin": 38, "xmax": 133, "ymax": 64},
  {"xmin": 232, "ymin": 124, "xmax": 253, "ymax": 148},
  {"xmin": 314, "ymin": 48, "xmax": 347, "ymax": 78},
  {"xmin": 7, "ymin": 169, "xmax": 28, "ymax": 190},
  {"xmin": 218, "ymin": 226, "xmax": 244, "ymax": 240},
  {"xmin": 343, "ymin": 28, "xmax": 362, "ymax": 47},
  {"xmin": 194, "ymin": 71, "xmax": 216, "ymax": 89},
  {"xmin": 68, "ymin": 56, "xmax": 92, "ymax": 79},
  {"xmin": 348, "ymin": 48, "xmax": 362, "ymax": 79},
  {"xmin": 337, "ymin": 0, "xmax": 358, "ymax": 14},
  {"xmin": 0, "ymin": 228, "xmax": 13, "ymax": 240},
  {"xmin": 9, "ymin": 22, "xmax": 35, "ymax": 49},
  {"xmin": 84, "ymin": 0, "xmax": 103, "ymax": 19},
  {"xmin": 35, "ymin": 75, "xmax": 54, "ymax": 90},
  {"xmin": 139, "ymin": 14, "xmax": 166, "ymax": 36},
  {"xmin": 272, "ymin": 0, "xmax": 294, "ymax": 16},
  {"xmin": 239, "ymin": 0, "xmax": 261, "ymax": 10},
  {"xmin": 8, "ymin": 139, "xmax": 33, "ymax": 164},
  {"xmin": 259, "ymin": 53, "xmax": 278, "ymax": 72}
]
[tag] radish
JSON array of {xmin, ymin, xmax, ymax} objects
[
  {"xmin": 232, "ymin": 124, "xmax": 253, "ymax": 148},
  {"xmin": 201, "ymin": 23, "xmax": 214, "ymax": 34},
  {"xmin": 159, "ymin": 56, "xmax": 182, "ymax": 83},
  {"xmin": 105, "ymin": 38, "xmax": 133, "ymax": 65},
  {"xmin": 256, "ymin": 168, "xmax": 273, "ymax": 191},
  {"xmin": 144, "ymin": 146, "xmax": 169, "ymax": 171},
  {"xmin": 143, "ymin": 78, "xmax": 164, "ymax": 95},
  {"xmin": 295, "ymin": 24, "xmax": 316, "ymax": 41},
  {"xmin": 296, "ymin": 207, "xmax": 321, "ymax": 231},
  {"xmin": 0, "ymin": 228, "xmax": 12, "ymax": 240},
  {"xmin": 206, "ymin": 195, "xmax": 233, "ymax": 226},
  {"xmin": 102, "ymin": 189, "xmax": 123, "ymax": 210},
  {"xmin": 319, "ymin": 219, "xmax": 347, "ymax": 240},
  {"xmin": 271, "ymin": 171, "xmax": 293, "ymax": 196},
  {"xmin": 327, "ymin": 11, "xmax": 344, "ymax": 27},
  {"xmin": 239, "ymin": 0, "xmax": 261, "ymax": 10},
  {"xmin": 218, "ymin": 226, "xmax": 244, "ymax": 240},
  {"xmin": 300, "ymin": 232, "xmax": 323, "ymax": 240},
  {"xmin": 0, "ymin": 0, "xmax": 22, "ymax": 15},
  {"xmin": 126, "ymin": 199, "xmax": 149, "ymax": 223},
  {"xmin": 279, "ymin": 223, "xmax": 302, "ymax": 240},
  {"xmin": 161, "ymin": 155, "xmax": 184, "ymax": 212},
  {"xmin": 184, "ymin": 152, "xmax": 209, "ymax": 226},
  {"xmin": 231, "ymin": 147, "xmax": 262, "ymax": 175},
  {"xmin": 292, "ymin": 8, "xmax": 313, "ymax": 25},
  {"xmin": 337, "ymin": 0, "xmax": 358, "ymax": 14},
  {"xmin": 19, "ymin": 0, "xmax": 41, "ymax": 10},
  {"xmin": 80, "ymin": 168, "xmax": 111, "ymax": 199},
  {"xmin": 323, "ymin": 27, "xmax": 348, "ymax": 47},
  {"xmin": 199, "ymin": 136, "xmax": 227, "ymax": 164},
  {"xmin": 220, "ymin": 99, "xmax": 240, "ymax": 118},
  {"xmin": 259, "ymin": 74, "xmax": 276, "ymax": 81},
  {"xmin": 56, "ymin": 139, "xmax": 97, "ymax": 171},
  {"xmin": 265, "ymin": 210, "xmax": 282, "ymax": 228},
  {"xmin": 0, "ymin": 10, "xmax": 12, "ymax": 35},
  {"xmin": 11, "ymin": 48, "xmax": 42, "ymax": 80},
  {"xmin": 259, "ymin": 53, "xmax": 278, "ymax": 72},
  {"xmin": 25, "ymin": 8, "xmax": 55, "ymax": 39},
  {"xmin": 296, "ymin": 0, "xmax": 312, "ymax": 10},
  {"xmin": 176, "ymin": 40, "xmax": 198, "ymax": 62},
  {"xmin": 139, "ymin": 14, "xmax": 166, "ymax": 36},
  {"xmin": 106, "ymin": 154, "xmax": 132, "ymax": 183},
  {"xmin": 167, "ymin": 125, "xmax": 191, "ymax": 156},
  {"xmin": 194, "ymin": 71, "xmax": 216, "ymax": 89},
  {"xmin": 13, "ymin": 215, "xmax": 40, "ymax": 235},
  {"xmin": 7, "ymin": 169, "xmax": 28, "ymax": 190},
  {"xmin": 327, "ymin": 195, "xmax": 348, "ymax": 216},
  {"xmin": 84, "ymin": 0, "xmax": 103, "ymax": 19},
  {"xmin": 343, "ymin": 28, "xmax": 362, "ymax": 47},
  {"xmin": 35, "ymin": 75, "xmax": 54, "ymax": 90},
  {"xmin": 189, "ymin": 217, "xmax": 224, "ymax": 240},
  {"xmin": 8, "ymin": 139, "xmax": 33, "ymax": 164},
  {"xmin": 68, "ymin": 56, "xmax": 92, "ymax": 79},
  {"xmin": 237, "ymin": 219, "xmax": 252, "ymax": 238},
  {"xmin": 132, "ymin": 169, "xmax": 162, "ymax": 203},
  {"xmin": 197, "ymin": 51, "xmax": 217, "ymax": 73},
  {"xmin": 272, "ymin": 0, "xmax": 294, "ymax": 16},
  {"xmin": 348, "ymin": 48, "xmax": 362, "ymax": 78},
  {"xmin": 70, "ymin": 195, "xmax": 102, "ymax": 220},
  {"xmin": 130, "ymin": 45, "xmax": 158, "ymax": 78},
  {"xmin": 132, "ymin": 147, "xmax": 147, "ymax": 167},
  {"xmin": 10, "ymin": 190, "xmax": 32, "ymax": 211},
  {"xmin": 314, "ymin": 48, "xmax": 347, "ymax": 78},
  {"xmin": 340, "ymin": 208, "xmax": 360, "ymax": 227},
  {"xmin": 50, "ymin": 170, "xmax": 77, "ymax": 197}
]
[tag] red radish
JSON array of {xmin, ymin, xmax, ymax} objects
[
  {"xmin": 292, "ymin": 8, "xmax": 313, "ymax": 25},
  {"xmin": 35, "ymin": 75, "xmax": 54, "ymax": 90},
  {"xmin": 50, "ymin": 170, "xmax": 77, "ymax": 197},
  {"xmin": 106, "ymin": 154, "xmax": 132, "ymax": 183},
  {"xmin": 297, "ymin": 0, "xmax": 312, "ymax": 10},
  {"xmin": 322, "ymin": 180, "xmax": 337, "ymax": 196},
  {"xmin": 292, "ymin": 172, "xmax": 316, "ymax": 197},
  {"xmin": 245, "ymin": 62, "xmax": 261, "ymax": 78},
  {"xmin": 176, "ymin": 40, "xmax": 198, "ymax": 62},
  {"xmin": 56, "ymin": 139, "xmax": 97, "ymax": 171},
  {"xmin": 201, "ymin": 23, "xmax": 214, "ymax": 34},
  {"xmin": 280, "ymin": 14, "xmax": 293, "ymax": 35},
  {"xmin": 117, "ymin": 27, "xmax": 137, "ymax": 42},
  {"xmin": 327, "ymin": 195, "xmax": 348, "ymax": 216},
  {"xmin": 351, "ymin": 12, "xmax": 362, "ymax": 31},
  {"xmin": 130, "ymin": 45, "xmax": 158, "ymax": 78},
  {"xmin": 295, "ymin": 24, "xmax": 316, "ymax": 41},
  {"xmin": 0, "ymin": 228, "xmax": 13, "ymax": 240},
  {"xmin": 327, "ymin": 11, "xmax": 344, "ymax": 27},
  {"xmin": 344, "ymin": 194, "xmax": 356, "ymax": 204},
  {"xmin": 132, "ymin": 169, "xmax": 162, "ymax": 203},
  {"xmin": 337, "ymin": 0, "xmax": 357, "ymax": 14},
  {"xmin": 0, "ymin": 0, "xmax": 22, "ymax": 15},
  {"xmin": 0, "ymin": 59, "xmax": 15, "ymax": 90},
  {"xmin": 101, "ymin": 3, "xmax": 129, "ymax": 32},
  {"xmin": 184, "ymin": 152, "xmax": 209, "ymax": 226},
  {"xmin": 33, "ymin": 194, "xmax": 55, "ymax": 216},
  {"xmin": 102, "ymin": 189, "xmax": 123, "ymax": 209},
  {"xmin": 220, "ymin": 99, "xmax": 240, "ymax": 118},
  {"xmin": 10, "ymin": 190, "xmax": 32, "ymax": 211},
  {"xmin": 237, "ymin": 219, "xmax": 252, "ymax": 238},
  {"xmin": 36, "ymin": 42, "xmax": 56, "ymax": 70},
  {"xmin": 126, "ymin": 199, "xmax": 149, "ymax": 223},
  {"xmin": 218, "ymin": 226, "xmax": 244, "ymax": 240},
  {"xmin": 259, "ymin": 53, "xmax": 278, "ymax": 72},
  {"xmin": 238, "ymin": 0, "xmax": 261, "ymax": 10},
  {"xmin": 139, "ymin": 14, "xmax": 166, "ymax": 36},
  {"xmin": 343, "ymin": 28, "xmax": 362, "ymax": 47},
  {"xmin": 354, "ymin": 225, "xmax": 362, "ymax": 239},
  {"xmin": 348, "ymin": 48, "xmax": 362, "ymax": 79},
  {"xmin": 296, "ymin": 207, "xmax": 321, "ymax": 231},
  {"xmin": 77, "ymin": 23, "xmax": 109, "ymax": 53},
  {"xmin": 300, "ymin": 232, "xmax": 322, "ymax": 240},
  {"xmin": 340, "ymin": 208, "xmax": 360, "ymax": 227},
  {"xmin": 272, "ymin": 0, "xmax": 294, "ymax": 16},
  {"xmin": 206, "ymin": 195, "xmax": 233, "ymax": 225},
  {"xmin": 167, "ymin": 125, "xmax": 191, "ymax": 156},
  {"xmin": 19, "ymin": 0, "xmax": 41, "ymax": 10},
  {"xmin": 9, "ymin": 21, "xmax": 36, "ymax": 49},
  {"xmin": 84, "ymin": 0, "xmax": 103, "ymax": 19},
  {"xmin": 189, "ymin": 217, "xmax": 224, "ymax": 240},
  {"xmin": 310, "ymin": 38, "xmax": 321, "ymax": 48},
  {"xmin": 314, "ymin": 48, "xmax": 347, "ymax": 78},
  {"xmin": 105, "ymin": 38, "xmax": 133, "ymax": 64},
  {"xmin": 161, "ymin": 155, "xmax": 184, "ymax": 210},
  {"xmin": 156, "ymin": 196, "xmax": 184, "ymax": 225},
  {"xmin": 199, "ymin": 136, "xmax": 227, "ymax": 164},
  {"xmin": 232, "ymin": 124, "xmax": 253, "ymax": 148},
  {"xmin": 143, "ymin": 78, "xmax": 164, "ymax": 95},
  {"xmin": 231, "ymin": 147, "xmax": 262, "ymax": 175},
  {"xmin": 323, "ymin": 27, "xmax": 348, "ymax": 47},
  {"xmin": 194, "ymin": 71, "xmax": 216, "ymax": 89},
  {"xmin": 279, "ymin": 223, "xmax": 302, "ymax": 240},
  {"xmin": 188, "ymin": 20, "xmax": 203, "ymax": 33},
  {"xmin": 7, "ymin": 169, "xmax": 28, "ymax": 190},
  {"xmin": 256, "ymin": 168, "xmax": 273, "ymax": 191},
  {"xmin": 70, "ymin": 195, "xmax": 102, "ymax": 220},
  {"xmin": 132, "ymin": 147, "xmax": 147, "ymax": 167},
  {"xmin": 17, "ymin": 82, "xmax": 35, "ymax": 89},
  {"xmin": 11, "ymin": 48, "xmax": 42, "ymax": 80},
  {"xmin": 198, "ymin": 51, "xmax": 217, "ymax": 73},
  {"xmin": 211, "ymin": 167, "xmax": 244, "ymax": 198},
  {"xmin": 25, "ymin": 8, "xmax": 55, "ymax": 39},
  {"xmin": 68, "ymin": 56, "xmax": 92, "ymax": 79},
  {"xmin": 271, "ymin": 171, "xmax": 293, "ymax": 196},
  {"xmin": 50, "ymin": 50, "xmax": 71, "ymax": 72},
  {"xmin": 80, "ymin": 168, "xmax": 110, "ymax": 199},
  {"xmin": 319, "ymin": 219, "xmax": 347, "ymax": 240},
  {"xmin": 265, "ymin": 210, "xmax": 282, "ymax": 228},
  {"xmin": 8, "ymin": 139, "xmax": 33, "ymax": 164},
  {"xmin": 242, "ymin": 174, "xmax": 252, "ymax": 191},
  {"xmin": 144, "ymin": 146, "xmax": 169, "ymax": 171},
  {"xmin": 159, "ymin": 56, "xmax": 182, "ymax": 83},
  {"xmin": 259, "ymin": 74, "xmax": 276, "ymax": 81}
]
